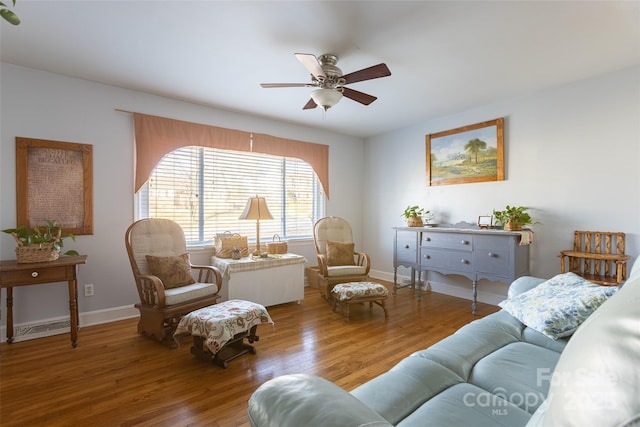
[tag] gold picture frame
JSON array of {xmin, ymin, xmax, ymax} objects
[
  {"xmin": 16, "ymin": 137, "xmax": 94, "ymax": 235},
  {"xmin": 426, "ymin": 118, "xmax": 504, "ymax": 186}
]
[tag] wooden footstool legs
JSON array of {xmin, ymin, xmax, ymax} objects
[
  {"xmin": 191, "ymin": 325, "xmax": 259, "ymax": 368},
  {"xmin": 331, "ymin": 282, "xmax": 390, "ymax": 323}
]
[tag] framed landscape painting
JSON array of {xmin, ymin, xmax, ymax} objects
[{"xmin": 426, "ymin": 118, "xmax": 504, "ymax": 186}]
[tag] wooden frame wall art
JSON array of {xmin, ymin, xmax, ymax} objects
[
  {"xmin": 16, "ymin": 137, "xmax": 94, "ymax": 235},
  {"xmin": 426, "ymin": 118, "xmax": 504, "ymax": 186}
]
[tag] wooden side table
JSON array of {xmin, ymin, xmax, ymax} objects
[{"xmin": 0, "ymin": 255, "xmax": 87, "ymax": 347}]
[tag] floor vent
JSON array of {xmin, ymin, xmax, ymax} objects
[{"xmin": 14, "ymin": 319, "xmax": 71, "ymax": 339}]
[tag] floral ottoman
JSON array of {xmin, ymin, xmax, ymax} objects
[
  {"xmin": 331, "ymin": 282, "xmax": 389, "ymax": 322},
  {"xmin": 173, "ymin": 300, "xmax": 274, "ymax": 368}
]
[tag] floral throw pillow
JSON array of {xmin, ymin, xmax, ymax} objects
[
  {"xmin": 499, "ymin": 272, "xmax": 618, "ymax": 339},
  {"xmin": 146, "ymin": 253, "xmax": 195, "ymax": 289},
  {"xmin": 326, "ymin": 241, "xmax": 356, "ymax": 266}
]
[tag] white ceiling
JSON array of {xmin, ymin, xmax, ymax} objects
[{"xmin": 1, "ymin": 1, "xmax": 639, "ymax": 138}]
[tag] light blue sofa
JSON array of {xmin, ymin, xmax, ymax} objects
[{"xmin": 248, "ymin": 258, "xmax": 640, "ymax": 427}]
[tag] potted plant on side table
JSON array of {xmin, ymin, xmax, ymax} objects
[{"xmin": 2, "ymin": 219, "xmax": 79, "ymax": 263}]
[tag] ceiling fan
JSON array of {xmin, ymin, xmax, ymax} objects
[{"xmin": 260, "ymin": 53, "xmax": 391, "ymax": 111}]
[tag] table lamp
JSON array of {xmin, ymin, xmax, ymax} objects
[{"xmin": 239, "ymin": 195, "xmax": 274, "ymax": 256}]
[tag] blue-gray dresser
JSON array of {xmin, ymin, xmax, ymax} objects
[{"xmin": 393, "ymin": 224, "xmax": 530, "ymax": 313}]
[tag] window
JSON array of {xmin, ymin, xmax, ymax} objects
[{"xmin": 138, "ymin": 146, "xmax": 325, "ymax": 246}]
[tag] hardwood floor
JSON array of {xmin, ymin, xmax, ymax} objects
[{"xmin": 0, "ymin": 282, "xmax": 499, "ymax": 426}]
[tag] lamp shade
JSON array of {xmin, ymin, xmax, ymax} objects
[
  {"xmin": 239, "ymin": 196, "xmax": 274, "ymax": 220},
  {"xmin": 310, "ymin": 88, "xmax": 343, "ymax": 111}
]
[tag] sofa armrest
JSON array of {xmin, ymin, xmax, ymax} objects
[
  {"xmin": 248, "ymin": 374, "xmax": 392, "ymax": 427},
  {"xmin": 507, "ymin": 276, "xmax": 547, "ymax": 298}
]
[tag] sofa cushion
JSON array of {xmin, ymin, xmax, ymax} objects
[
  {"xmin": 411, "ymin": 310, "xmax": 522, "ymax": 380},
  {"xmin": 499, "ymin": 272, "xmax": 618, "ymax": 339},
  {"xmin": 526, "ymin": 262, "xmax": 640, "ymax": 427},
  {"xmin": 146, "ymin": 253, "xmax": 195, "ymax": 289},
  {"xmin": 470, "ymin": 342, "xmax": 562, "ymax": 414},
  {"xmin": 326, "ymin": 241, "xmax": 356, "ymax": 266},
  {"xmin": 351, "ymin": 356, "xmax": 463, "ymax": 425},
  {"xmin": 521, "ymin": 328, "xmax": 568, "ymax": 353},
  {"xmin": 395, "ymin": 383, "xmax": 532, "ymax": 427}
]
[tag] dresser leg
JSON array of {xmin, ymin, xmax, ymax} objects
[
  {"xmin": 472, "ymin": 280, "xmax": 477, "ymax": 315},
  {"xmin": 393, "ymin": 268, "xmax": 398, "ymax": 295}
]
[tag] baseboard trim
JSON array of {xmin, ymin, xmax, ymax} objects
[
  {"xmin": 0, "ymin": 305, "xmax": 139, "ymax": 343},
  {"xmin": 1, "ymin": 269, "xmax": 505, "ymax": 343}
]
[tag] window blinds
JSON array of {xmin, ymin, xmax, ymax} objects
[{"xmin": 143, "ymin": 146, "xmax": 322, "ymax": 243}]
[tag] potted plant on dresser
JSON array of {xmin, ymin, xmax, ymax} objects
[
  {"xmin": 402, "ymin": 205, "xmax": 430, "ymax": 227},
  {"xmin": 492, "ymin": 205, "xmax": 536, "ymax": 231}
]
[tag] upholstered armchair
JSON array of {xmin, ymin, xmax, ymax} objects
[
  {"xmin": 125, "ymin": 218, "xmax": 223, "ymax": 346},
  {"xmin": 312, "ymin": 216, "xmax": 370, "ymax": 300}
]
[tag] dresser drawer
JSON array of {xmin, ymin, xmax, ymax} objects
[
  {"xmin": 396, "ymin": 238, "xmax": 418, "ymax": 264},
  {"xmin": 420, "ymin": 248, "xmax": 473, "ymax": 273},
  {"xmin": 475, "ymin": 235, "xmax": 513, "ymax": 251},
  {"xmin": 423, "ymin": 232, "xmax": 473, "ymax": 251},
  {"xmin": 0, "ymin": 265, "xmax": 72, "ymax": 286},
  {"xmin": 474, "ymin": 250, "xmax": 510, "ymax": 276}
]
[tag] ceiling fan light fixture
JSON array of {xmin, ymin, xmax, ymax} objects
[{"xmin": 310, "ymin": 88, "xmax": 343, "ymax": 111}]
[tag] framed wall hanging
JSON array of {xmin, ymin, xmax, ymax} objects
[
  {"xmin": 426, "ymin": 117, "xmax": 504, "ymax": 186},
  {"xmin": 16, "ymin": 137, "xmax": 94, "ymax": 235}
]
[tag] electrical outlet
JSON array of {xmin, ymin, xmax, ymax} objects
[{"xmin": 84, "ymin": 283, "xmax": 94, "ymax": 297}]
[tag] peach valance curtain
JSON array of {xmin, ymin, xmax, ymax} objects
[
  {"xmin": 133, "ymin": 113, "xmax": 329, "ymax": 197},
  {"xmin": 252, "ymin": 133, "xmax": 329, "ymax": 198}
]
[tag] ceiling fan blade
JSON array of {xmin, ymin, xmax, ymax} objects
[
  {"xmin": 342, "ymin": 87, "xmax": 377, "ymax": 105},
  {"xmin": 303, "ymin": 98, "xmax": 317, "ymax": 110},
  {"xmin": 342, "ymin": 63, "xmax": 391, "ymax": 85},
  {"xmin": 295, "ymin": 53, "xmax": 326, "ymax": 81}
]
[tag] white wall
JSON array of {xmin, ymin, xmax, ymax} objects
[
  {"xmin": 2, "ymin": 62, "xmax": 638, "ymax": 334},
  {"xmin": 0, "ymin": 63, "xmax": 365, "ymax": 330},
  {"xmin": 364, "ymin": 65, "xmax": 640, "ymax": 304}
]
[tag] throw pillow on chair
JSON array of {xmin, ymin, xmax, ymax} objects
[
  {"xmin": 146, "ymin": 253, "xmax": 196, "ymax": 289},
  {"xmin": 326, "ymin": 241, "xmax": 356, "ymax": 266}
]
